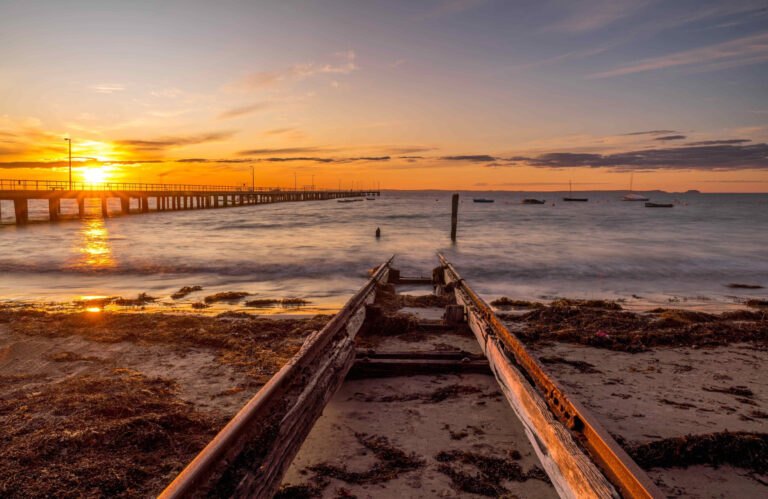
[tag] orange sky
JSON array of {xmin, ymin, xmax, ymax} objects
[{"xmin": 1, "ymin": 1, "xmax": 767, "ymax": 192}]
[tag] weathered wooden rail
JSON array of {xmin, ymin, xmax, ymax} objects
[
  {"xmin": 158, "ymin": 255, "xmax": 661, "ymax": 499},
  {"xmin": 0, "ymin": 178, "xmax": 378, "ymax": 225}
]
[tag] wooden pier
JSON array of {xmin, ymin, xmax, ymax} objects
[{"xmin": 0, "ymin": 179, "xmax": 378, "ymax": 225}]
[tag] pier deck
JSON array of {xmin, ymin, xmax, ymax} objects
[{"xmin": 0, "ymin": 179, "xmax": 378, "ymax": 225}]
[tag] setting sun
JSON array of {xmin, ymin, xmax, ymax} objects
[{"xmin": 81, "ymin": 167, "xmax": 110, "ymax": 183}]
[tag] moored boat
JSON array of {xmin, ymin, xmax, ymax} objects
[
  {"xmin": 563, "ymin": 180, "xmax": 588, "ymax": 202},
  {"xmin": 473, "ymin": 198, "xmax": 494, "ymax": 203},
  {"xmin": 521, "ymin": 198, "xmax": 545, "ymax": 204},
  {"xmin": 622, "ymin": 173, "xmax": 649, "ymax": 201},
  {"xmin": 645, "ymin": 202, "xmax": 673, "ymax": 208}
]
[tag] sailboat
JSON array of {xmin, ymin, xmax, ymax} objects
[
  {"xmin": 563, "ymin": 180, "xmax": 588, "ymax": 202},
  {"xmin": 621, "ymin": 173, "xmax": 649, "ymax": 201}
]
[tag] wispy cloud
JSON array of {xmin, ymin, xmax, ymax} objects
[
  {"xmin": 622, "ymin": 130, "xmax": 678, "ymax": 136},
  {"xmin": 686, "ymin": 139, "xmax": 752, "ymax": 145},
  {"xmin": 115, "ymin": 131, "xmax": 236, "ymax": 151},
  {"xmin": 544, "ymin": 0, "xmax": 648, "ymax": 33},
  {"xmin": 441, "ymin": 154, "xmax": 496, "ymax": 162},
  {"xmin": 218, "ymin": 102, "xmax": 270, "ymax": 120},
  {"xmin": 654, "ymin": 135, "xmax": 686, "ymax": 141},
  {"xmin": 238, "ymin": 146, "xmax": 334, "ymax": 156},
  {"xmin": 89, "ymin": 83, "xmax": 125, "ymax": 94},
  {"xmin": 262, "ymin": 128, "xmax": 296, "ymax": 136},
  {"xmin": 224, "ymin": 51, "xmax": 357, "ymax": 92},
  {"xmin": 591, "ymin": 32, "xmax": 768, "ymax": 78}
]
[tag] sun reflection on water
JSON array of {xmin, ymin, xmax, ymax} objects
[{"xmin": 74, "ymin": 218, "xmax": 115, "ymax": 269}]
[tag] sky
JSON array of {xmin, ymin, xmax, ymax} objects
[{"xmin": 1, "ymin": 0, "xmax": 767, "ymax": 192}]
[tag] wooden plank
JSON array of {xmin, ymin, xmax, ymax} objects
[
  {"xmin": 437, "ymin": 253, "xmax": 663, "ymax": 499},
  {"xmin": 158, "ymin": 256, "xmax": 394, "ymax": 499}
]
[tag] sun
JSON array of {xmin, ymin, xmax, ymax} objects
[{"xmin": 82, "ymin": 167, "xmax": 110, "ymax": 183}]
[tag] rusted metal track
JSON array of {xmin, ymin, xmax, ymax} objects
[
  {"xmin": 437, "ymin": 253, "xmax": 663, "ymax": 499},
  {"xmin": 158, "ymin": 256, "xmax": 394, "ymax": 499}
]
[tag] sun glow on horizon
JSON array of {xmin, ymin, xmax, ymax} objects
[{"xmin": 81, "ymin": 166, "xmax": 111, "ymax": 183}]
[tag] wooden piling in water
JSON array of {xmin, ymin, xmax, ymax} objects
[{"xmin": 451, "ymin": 193, "xmax": 459, "ymax": 241}]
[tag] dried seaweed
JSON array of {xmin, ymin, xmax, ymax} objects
[
  {"xmin": 434, "ymin": 450, "xmax": 548, "ymax": 496},
  {"xmin": 727, "ymin": 283, "xmax": 764, "ymax": 289},
  {"xmin": 245, "ymin": 298, "xmax": 310, "ymax": 307},
  {"xmin": 0, "ymin": 373, "xmax": 225, "ymax": 498},
  {"xmin": 538, "ymin": 355, "xmax": 601, "ymax": 373},
  {"xmin": 626, "ymin": 432, "xmax": 768, "ymax": 474},
  {"xmin": 307, "ymin": 433, "xmax": 424, "ymax": 485},
  {"xmin": 171, "ymin": 286, "xmax": 202, "ymax": 299},
  {"xmin": 490, "ymin": 297, "xmax": 544, "ymax": 309},
  {"xmin": 702, "ymin": 385, "xmax": 755, "ymax": 398}
]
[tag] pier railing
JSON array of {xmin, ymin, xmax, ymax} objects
[{"xmin": 0, "ymin": 179, "xmax": 332, "ymax": 193}]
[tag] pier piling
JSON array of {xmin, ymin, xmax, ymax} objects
[{"xmin": 451, "ymin": 193, "xmax": 459, "ymax": 241}]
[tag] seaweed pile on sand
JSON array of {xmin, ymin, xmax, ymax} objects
[
  {"xmin": 624, "ymin": 431, "xmax": 768, "ymax": 475},
  {"xmin": 0, "ymin": 307, "xmax": 330, "ymax": 382},
  {"xmin": 277, "ymin": 433, "xmax": 424, "ymax": 498},
  {"xmin": 0, "ymin": 371, "xmax": 225, "ymax": 498},
  {"xmin": 502, "ymin": 301, "xmax": 767, "ymax": 352},
  {"xmin": 374, "ymin": 283, "xmax": 454, "ymax": 312},
  {"xmin": 434, "ymin": 449, "xmax": 549, "ymax": 496},
  {"xmin": 171, "ymin": 285, "xmax": 203, "ymax": 299}
]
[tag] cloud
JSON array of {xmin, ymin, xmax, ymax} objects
[
  {"xmin": 441, "ymin": 154, "xmax": 497, "ymax": 162},
  {"xmin": 544, "ymin": 0, "xmax": 647, "ymax": 33},
  {"xmin": 511, "ymin": 143, "xmax": 768, "ymax": 171},
  {"xmin": 263, "ymin": 157, "xmax": 335, "ymax": 163},
  {"xmin": 622, "ymin": 130, "xmax": 678, "ymax": 136},
  {"xmin": 225, "ymin": 51, "xmax": 357, "ymax": 92},
  {"xmin": 686, "ymin": 139, "xmax": 752, "ymax": 145},
  {"xmin": 258, "ymin": 156, "xmax": 390, "ymax": 164},
  {"xmin": 591, "ymin": 32, "xmax": 768, "ymax": 78},
  {"xmin": 484, "ymin": 161, "xmax": 518, "ymax": 167},
  {"xmin": 115, "ymin": 131, "xmax": 236, "ymax": 151},
  {"xmin": 263, "ymin": 128, "xmax": 296, "ymax": 135},
  {"xmin": 238, "ymin": 146, "xmax": 333, "ymax": 156},
  {"xmin": 218, "ymin": 102, "xmax": 269, "ymax": 120},
  {"xmin": 175, "ymin": 158, "xmax": 252, "ymax": 163},
  {"xmin": 386, "ymin": 146, "xmax": 435, "ymax": 155},
  {"xmin": 399, "ymin": 155, "xmax": 424, "ymax": 159},
  {"xmin": 0, "ymin": 159, "xmax": 163, "ymax": 169},
  {"xmin": 90, "ymin": 83, "xmax": 125, "ymax": 94},
  {"xmin": 654, "ymin": 135, "xmax": 687, "ymax": 141}
]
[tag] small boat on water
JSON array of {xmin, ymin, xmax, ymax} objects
[
  {"xmin": 563, "ymin": 180, "xmax": 588, "ymax": 202},
  {"xmin": 621, "ymin": 173, "xmax": 649, "ymax": 201},
  {"xmin": 473, "ymin": 198, "xmax": 494, "ymax": 203},
  {"xmin": 521, "ymin": 198, "xmax": 545, "ymax": 204},
  {"xmin": 645, "ymin": 202, "xmax": 673, "ymax": 208},
  {"xmin": 366, "ymin": 197, "xmax": 376, "ymax": 200}
]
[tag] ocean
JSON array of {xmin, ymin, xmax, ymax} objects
[{"xmin": 1, "ymin": 191, "xmax": 766, "ymax": 313}]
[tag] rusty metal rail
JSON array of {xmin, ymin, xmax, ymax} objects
[
  {"xmin": 437, "ymin": 253, "xmax": 663, "ymax": 499},
  {"xmin": 158, "ymin": 256, "xmax": 393, "ymax": 499}
]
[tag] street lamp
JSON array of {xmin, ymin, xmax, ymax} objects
[
  {"xmin": 250, "ymin": 165, "xmax": 255, "ymax": 191},
  {"xmin": 64, "ymin": 137, "xmax": 72, "ymax": 189}
]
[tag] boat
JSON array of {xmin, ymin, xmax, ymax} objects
[
  {"xmin": 366, "ymin": 197, "xmax": 376, "ymax": 200},
  {"xmin": 645, "ymin": 202, "xmax": 673, "ymax": 208},
  {"xmin": 621, "ymin": 173, "xmax": 649, "ymax": 201},
  {"xmin": 563, "ymin": 180, "xmax": 588, "ymax": 202},
  {"xmin": 521, "ymin": 198, "xmax": 545, "ymax": 204},
  {"xmin": 159, "ymin": 254, "xmax": 661, "ymax": 499},
  {"xmin": 473, "ymin": 198, "xmax": 494, "ymax": 203}
]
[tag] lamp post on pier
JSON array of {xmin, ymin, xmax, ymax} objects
[
  {"xmin": 64, "ymin": 137, "xmax": 72, "ymax": 189},
  {"xmin": 250, "ymin": 165, "xmax": 255, "ymax": 191}
]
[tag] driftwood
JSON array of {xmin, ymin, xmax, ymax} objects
[
  {"xmin": 158, "ymin": 257, "xmax": 393, "ymax": 499},
  {"xmin": 437, "ymin": 253, "xmax": 662, "ymax": 499}
]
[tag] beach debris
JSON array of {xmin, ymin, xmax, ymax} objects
[
  {"xmin": 538, "ymin": 355, "xmax": 602, "ymax": 373},
  {"xmin": 490, "ymin": 297, "xmax": 544, "ymax": 309},
  {"xmin": 702, "ymin": 385, "xmax": 755, "ymax": 398},
  {"xmin": 171, "ymin": 285, "xmax": 203, "ymax": 299},
  {"xmin": 625, "ymin": 431, "xmax": 768, "ymax": 475},
  {"xmin": 305, "ymin": 433, "xmax": 424, "ymax": 486},
  {"xmin": 658, "ymin": 398, "xmax": 697, "ymax": 410},
  {"xmin": 727, "ymin": 283, "xmax": 764, "ymax": 289},
  {"xmin": 203, "ymin": 291, "xmax": 250, "ymax": 304},
  {"xmin": 0, "ymin": 373, "xmax": 225, "ymax": 498},
  {"xmin": 114, "ymin": 292, "xmax": 157, "ymax": 306},
  {"xmin": 375, "ymin": 227, "xmax": 380, "ymax": 238},
  {"xmin": 746, "ymin": 299, "xmax": 768, "ymax": 308},
  {"xmin": 244, "ymin": 298, "xmax": 310, "ymax": 307},
  {"xmin": 434, "ymin": 450, "xmax": 549, "ymax": 496},
  {"xmin": 191, "ymin": 302, "xmax": 209, "ymax": 309}
]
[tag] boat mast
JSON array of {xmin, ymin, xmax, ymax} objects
[
  {"xmin": 629, "ymin": 173, "xmax": 634, "ymax": 194},
  {"xmin": 569, "ymin": 179, "xmax": 572, "ymax": 197}
]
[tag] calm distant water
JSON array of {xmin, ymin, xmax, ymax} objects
[{"xmin": 1, "ymin": 191, "xmax": 766, "ymax": 313}]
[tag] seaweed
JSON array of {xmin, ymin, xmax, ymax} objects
[
  {"xmin": 746, "ymin": 299, "xmax": 768, "ymax": 309},
  {"xmin": 245, "ymin": 298, "xmax": 310, "ymax": 307},
  {"xmin": 114, "ymin": 293, "xmax": 157, "ymax": 307},
  {"xmin": 625, "ymin": 431, "xmax": 768, "ymax": 474},
  {"xmin": 727, "ymin": 283, "xmax": 764, "ymax": 289},
  {"xmin": 434, "ymin": 450, "xmax": 548, "ymax": 496},
  {"xmin": 307, "ymin": 433, "xmax": 424, "ymax": 485},
  {"xmin": 702, "ymin": 385, "xmax": 755, "ymax": 398},
  {"xmin": 538, "ymin": 355, "xmax": 601, "ymax": 374},
  {"xmin": 0, "ymin": 373, "xmax": 225, "ymax": 498},
  {"xmin": 490, "ymin": 297, "xmax": 544, "ymax": 309},
  {"xmin": 171, "ymin": 285, "xmax": 202, "ymax": 299}
]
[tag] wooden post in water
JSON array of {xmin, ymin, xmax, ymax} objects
[{"xmin": 450, "ymin": 193, "xmax": 459, "ymax": 241}]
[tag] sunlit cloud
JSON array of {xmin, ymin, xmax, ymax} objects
[
  {"xmin": 218, "ymin": 102, "xmax": 270, "ymax": 120},
  {"xmin": 115, "ymin": 131, "xmax": 237, "ymax": 151},
  {"xmin": 89, "ymin": 83, "xmax": 125, "ymax": 94}
]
